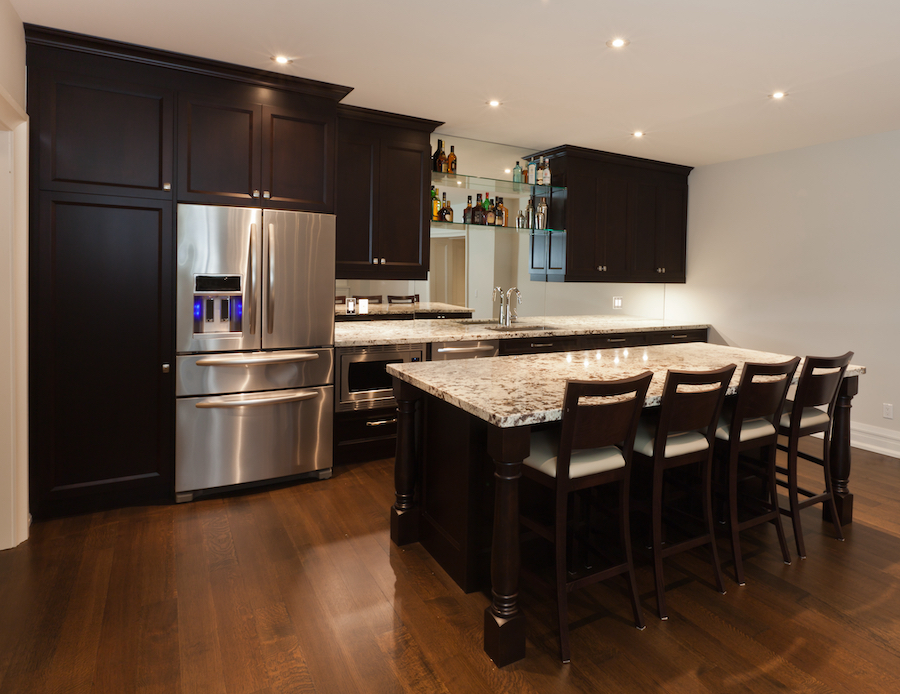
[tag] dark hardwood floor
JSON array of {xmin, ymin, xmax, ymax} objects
[{"xmin": 2, "ymin": 443, "xmax": 900, "ymax": 693}]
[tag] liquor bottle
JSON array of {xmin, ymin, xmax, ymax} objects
[
  {"xmin": 432, "ymin": 187, "xmax": 440, "ymax": 221},
  {"xmin": 536, "ymin": 156, "xmax": 545, "ymax": 185},
  {"xmin": 473, "ymin": 194, "xmax": 486, "ymax": 225},
  {"xmin": 496, "ymin": 198, "xmax": 508, "ymax": 227},
  {"xmin": 447, "ymin": 145, "xmax": 457, "ymax": 174},
  {"xmin": 527, "ymin": 159, "xmax": 537, "ymax": 185},
  {"xmin": 433, "ymin": 139, "xmax": 444, "ymax": 173},
  {"xmin": 512, "ymin": 161, "xmax": 523, "ymax": 183},
  {"xmin": 440, "ymin": 141, "xmax": 449, "ymax": 173},
  {"xmin": 542, "ymin": 158, "xmax": 551, "ymax": 186},
  {"xmin": 436, "ymin": 141, "xmax": 447, "ymax": 174},
  {"xmin": 463, "ymin": 195, "xmax": 473, "ymax": 224},
  {"xmin": 485, "ymin": 198, "xmax": 496, "ymax": 226},
  {"xmin": 439, "ymin": 192, "xmax": 453, "ymax": 222}
]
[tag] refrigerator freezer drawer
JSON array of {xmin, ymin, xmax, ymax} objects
[
  {"xmin": 176, "ymin": 385, "xmax": 333, "ymax": 493},
  {"xmin": 176, "ymin": 348, "xmax": 334, "ymax": 397}
]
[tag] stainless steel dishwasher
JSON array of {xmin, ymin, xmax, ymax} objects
[{"xmin": 430, "ymin": 339, "xmax": 500, "ymax": 361}]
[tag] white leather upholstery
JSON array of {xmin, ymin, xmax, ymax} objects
[
  {"xmin": 524, "ymin": 429, "xmax": 625, "ymax": 479},
  {"xmin": 634, "ymin": 419, "xmax": 709, "ymax": 458},
  {"xmin": 780, "ymin": 401, "xmax": 829, "ymax": 430},
  {"xmin": 715, "ymin": 416, "xmax": 776, "ymax": 442}
]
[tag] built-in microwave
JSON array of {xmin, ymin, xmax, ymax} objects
[{"xmin": 335, "ymin": 343, "xmax": 426, "ymax": 412}]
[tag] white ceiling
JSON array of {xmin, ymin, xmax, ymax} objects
[{"xmin": 12, "ymin": 0, "xmax": 900, "ymax": 166}]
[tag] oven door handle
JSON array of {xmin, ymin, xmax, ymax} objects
[
  {"xmin": 436, "ymin": 345, "xmax": 497, "ymax": 354},
  {"xmin": 195, "ymin": 352, "xmax": 320, "ymax": 367},
  {"xmin": 195, "ymin": 390, "xmax": 320, "ymax": 408}
]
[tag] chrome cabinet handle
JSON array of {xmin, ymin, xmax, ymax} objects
[
  {"xmin": 248, "ymin": 223, "xmax": 257, "ymax": 335},
  {"xmin": 366, "ymin": 417, "xmax": 398, "ymax": 427},
  {"xmin": 267, "ymin": 223, "xmax": 275, "ymax": 335},
  {"xmin": 670, "ymin": 334, "xmax": 688, "ymax": 339},
  {"xmin": 380, "ymin": 258, "xmax": 386, "ymax": 264},
  {"xmin": 163, "ymin": 182, "xmax": 171, "ymax": 191},
  {"xmin": 252, "ymin": 190, "xmax": 260, "ymax": 198},
  {"xmin": 263, "ymin": 190, "xmax": 271, "ymax": 199},
  {"xmin": 196, "ymin": 352, "xmax": 320, "ymax": 367},
  {"xmin": 436, "ymin": 346, "xmax": 496, "ymax": 354},
  {"xmin": 606, "ymin": 338, "xmax": 626, "ymax": 343},
  {"xmin": 195, "ymin": 390, "xmax": 319, "ymax": 408},
  {"xmin": 530, "ymin": 342, "xmax": 554, "ymax": 348},
  {"xmin": 372, "ymin": 258, "xmax": 378, "ymax": 265}
]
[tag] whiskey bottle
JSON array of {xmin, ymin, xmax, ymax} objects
[
  {"xmin": 439, "ymin": 192, "xmax": 453, "ymax": 222},
  {"xmin": 485, "ymin": 199, "xmax": 496, "ymax": 226},
  {"xmin": 463, "ymin": 196, "xmax": 473, "ymax": 224},
  {"xmin": 496, "ymin": 198, "xmax": 508, "ymax": 227},
  {"xmin": 473, "ymin": 194, "xmax": 486, "ymax": 225},
  {"xmin": 432, "ymin": 187, "xmax": 440, "ymax": 221},
  {"xmin": 447, "ymin": 145, "xmax": 457, "ymax": 174}
]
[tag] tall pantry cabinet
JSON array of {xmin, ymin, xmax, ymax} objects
[{"xmin": 26, "ymin": 26, "xmax": 351, "ymax": 518}]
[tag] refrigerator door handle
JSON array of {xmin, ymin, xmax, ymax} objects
[
  {"xmin": 195, "ymin": 352, "xmax": 321, "ymax": 367},
  {"xmin": 195, "ymin": 390, "xmax": 320, "ymax": 409},
  {"xmin": 248, "ymin": 222, "xmax": 258, "ymax": 335},
  {"xmin": 267, "ymin": 222, "xmax": 275, "ymax": 335}
]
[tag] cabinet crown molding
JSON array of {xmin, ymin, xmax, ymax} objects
[{"xmin": 526, "ymin": 144, "xmax": 694, "ymax": 177}]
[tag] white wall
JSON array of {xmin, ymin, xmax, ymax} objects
[
  {"xmin": 0, "ymin": 0, "xmax": 28, "ymax": 551},
  {"xmin": 666, "ymin": 129, "xmax": 900, "ymax": 456}
]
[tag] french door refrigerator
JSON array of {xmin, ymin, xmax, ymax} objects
[{"xmin": 175, "ymin": 204, "xmax": 335, "ymax": 501}]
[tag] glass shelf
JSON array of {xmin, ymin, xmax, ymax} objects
[
  {"xmin": 431, "ymin": 171, "xmax": 563, "ymax": 200},
  {"xmin": 430, "ymin": 220, "xmax": 565, "ymax": 235}
]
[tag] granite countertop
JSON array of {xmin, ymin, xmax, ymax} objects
[
  {"xmin": 334, "ymin": 314, "xmax": 710, "ymax": 347},
  {"xmin": 335, "ymin": 301, "xmax": 472, "ymax": 318},
  {"xmin": 386, "ymin": 342, "xmax": 867, "ymax": 428}
]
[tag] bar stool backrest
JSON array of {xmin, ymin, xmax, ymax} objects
[
  {"xmin": 788, "ymin": 352, "xmax": 853, "ymax": 430},
  {"xmin": 387, "ymin": 294, "xmax": 420, "ymax": 304},
  {"xmin": 353, "ymin": 295, "xmax": 383, "ymax": 304},
  {"xmin": 556, "ymin": 372, "xmax": 653, "ymax": 480},
  {"xmin": 659, "ymin": 366, "xmax": 736, "ymax": 444},
  {"xmin": 729, "ymin": 358, "xmax": 801, "ymax": 435}
]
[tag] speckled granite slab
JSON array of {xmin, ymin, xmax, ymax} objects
[
  {"xmin": 334, "ymin": 301, "xmax": 471, "ymax": 317},
  {"xmin": 335, "ymin": 314, "xmax": 709, "ymax": 347},
  {"xmin": 386, "ymin": 342, "xmax": 866, "ymax": 428}
]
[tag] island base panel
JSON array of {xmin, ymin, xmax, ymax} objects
[{"xmin": 390, "ymin": 506, "xmax": 420, "ymax": 546}]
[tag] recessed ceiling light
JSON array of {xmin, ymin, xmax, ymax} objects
[
  {"xmin": 504, "ymin": 168, "xmax": 511, "ymax": 174},
  {"xmin": 606, "ymin": 38, "xmax": 629, "ymax": 48},
  {"xmin": 633, "ymin": 131, "xmax": 644, "ymax": 138},
  {"xmin": 272, "ymin": 56, "xmax": 292, "ymax": 65},
  {"xmin": 771, "ymin": 91, "xmax": 787, "ymax": 99},
  {"xmin": 488, "ymin": 100, "xmax": 501, "ymax": 107}
]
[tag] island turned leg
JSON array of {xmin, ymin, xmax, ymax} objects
[
  {"xmin": 391, "ymin": 378, "xmax": 422, "ymax": 546},
  {"xmin": 484, "ymin": 425, "xmax": 530, "ymax": 667},
  {"xmin": 826, "ymin": 375, "xmax": 859, "ymax": 526}
]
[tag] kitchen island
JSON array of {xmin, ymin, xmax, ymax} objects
[{"xmin": 386, "ymin": 343, "xmax": 866, "ymax": 666}]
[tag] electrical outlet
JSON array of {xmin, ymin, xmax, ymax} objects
[
  {"xmin": 613, "ymin": 296, "xmax": 623, "ymax": 310},
  {"xmin": 884, "ymin": 403, "xmax": 894, "ymax": 420}
]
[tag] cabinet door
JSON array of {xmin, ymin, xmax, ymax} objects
[
  {"xmin": 30, "ymin": 192, "xmax": 174, "ymax": 518},
  {"xmin": 629, "ymin": 182, "xmax": 687, "ymax": 282},
  {"xmin": 564, "ymin": 175, "xmax": 628, "ymax": 281},
  {"xmin": 377, "ymin": 139, "xmax": 431, "ymax": 279},
  {"xmin": 261, "ymin": 104, "xmax": 335, "ymax": 212},
  {"xmin": 36, "ymin": 70, "xmax": 174, "ymax": 199},
  {"xmin": 177, "ymin": 93, "xmax": 261, "ymax": 204},
  {"xmin": 335, "ymin": 132, "xmax": 379, "ymax": 277}
]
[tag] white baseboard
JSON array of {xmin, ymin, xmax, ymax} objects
[{"xmin": 851, "ymin": 422, "xmax": 900, "ymax": 459}]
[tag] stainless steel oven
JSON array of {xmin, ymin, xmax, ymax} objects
[{"xmin": 336, "ymin": 343, "xmax": 426, "ymax": 411}]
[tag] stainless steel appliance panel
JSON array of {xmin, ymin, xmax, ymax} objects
[
  {"xmin": 261, "ymin": 209, "xmax": 336, "ymax": 350},
  {"xmin": 176, "ymin": 204, "xmax": 261, "ymax": 353},
  {"xmin": 175, "ymin": 348, "xmax": 334, "ymax": 397},
  {"xmin": 336, "ymin": 343, "xmax": 425, "ymax": 412},
  {"xmin": 176, "ymin": 385, "xmax": 333, "ymax": 493},
  {"xmin": 430, "ymin": 340, "xmax": 499, "ymax": 361}
]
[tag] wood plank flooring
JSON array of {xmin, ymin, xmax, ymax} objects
[{"xmin": 2, "ymin": 445, "xmax": 900, "ymax": 693}]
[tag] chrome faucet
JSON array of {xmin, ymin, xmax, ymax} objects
[
  {"xmin": 505, "ymin": 287, "xmax": 522, "ymax": 327},
  {"xmin": 492, "ymin": 287, "xmax": 505, "ymax": 326}
]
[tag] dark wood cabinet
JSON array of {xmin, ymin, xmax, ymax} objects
[
  {"xmin": 29, "ymin": 192, "xmax": 175, "ymax": 518},
  {"xmin": 528, "ymin": 146, "xmax": 692, "ymax": 283},
  {"xmin": 335, "ymin": 106, "xmax": 441, "ymax": 280},
  {"xmin": 33, "ymin": 69, "xmax": 175, "ymax": 199},
  {"xmin": 178, "ymin": 95, "xmax": 336, "ymax": 211}
]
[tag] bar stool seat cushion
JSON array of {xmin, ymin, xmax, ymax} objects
[
  {"xmin": 524, "ymin": 429, "xmax": 625, "ymax": 479},
  {"xmin": 635, "ymin": 422, "xmax": 708, "ymax": 458},
  {"xmin": 780, "ymin": 402, "xmax": 829, "ymax": 430},
  {"xmin": 715, "ymin": 416, "xmax": 776, "ymax": 442}
]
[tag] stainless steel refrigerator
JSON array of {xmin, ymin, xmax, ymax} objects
[{"xmin": 174, "ymin": 204, "xmax": 335, "ymax": 501}]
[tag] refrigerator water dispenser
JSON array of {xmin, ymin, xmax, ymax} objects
[{"xmin": 193, "ymin": 275, "xmax": 243, "ymax": 335}]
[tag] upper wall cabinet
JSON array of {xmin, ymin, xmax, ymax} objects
[
  {"xmin": 528, "ymin": 146, "xmax": 692, "ymax": 283},
  {"xmin": 33, "ymin": 69, "xmax": 175, "ymax": 199},
  {"xmin": 178, "ymin": 95, "xmax": 337, "ymax": 211},
  {"xmin": 335, "ymin": 106, "xmax": 441, "ymax": 280}
]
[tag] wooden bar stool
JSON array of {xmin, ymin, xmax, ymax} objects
[
  {"xmin": 352, "ymin": 295, "xmax": 383, "ymax": 304},
  {"xmin": 519, "ymin": 371, "xmax": 653, "ymax": 663},
  {"xmin": 776, "ymin": 352, "xmax": 853, "ymax": 558},
  {"xmin": 387, "ymin": 294, "xmax": 419, "ymax": 304},
  {"xmin": 632, "ymin": 365, "xmax": 735, "ymax": 620},
  {"xmin": 334, "ymin": 295, "xmax": 346, "ymax": 305},
  {"xmin": 714, "ymin": 358, "xmax": 799, "ymax": 585}
]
